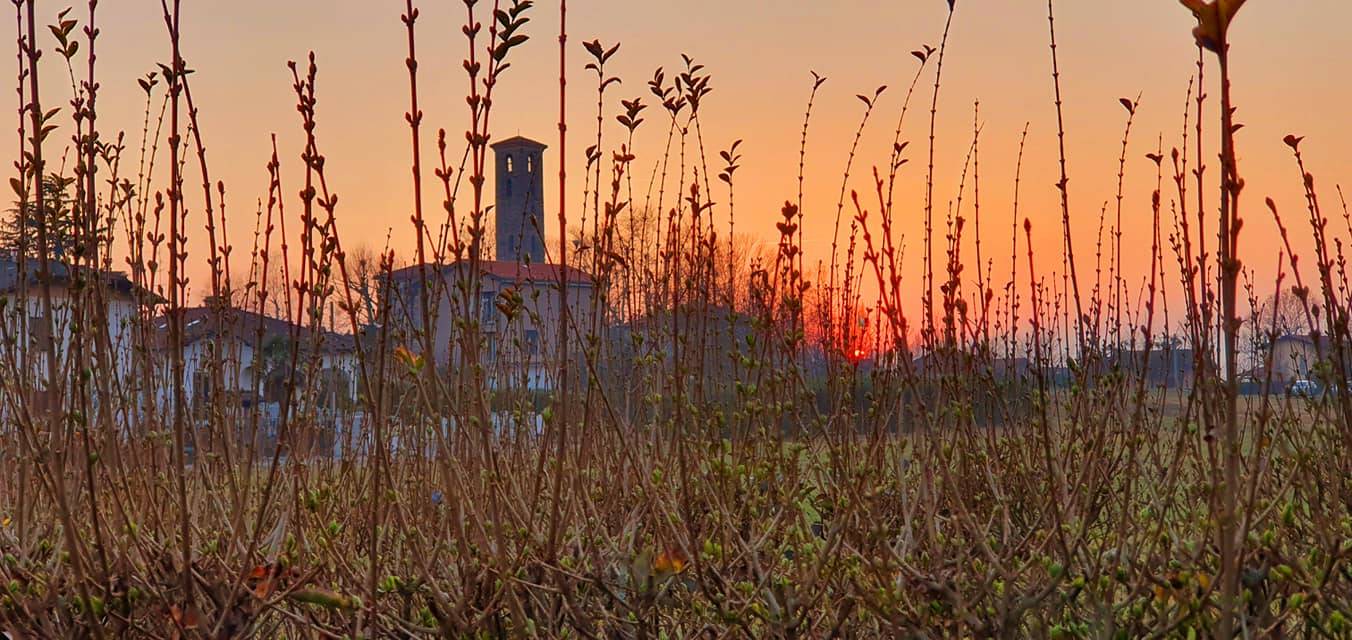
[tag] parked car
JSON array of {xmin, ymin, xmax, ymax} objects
[{"xmin": 1289, "ymin": 379, "xmax": 1321, "ymax": 397}]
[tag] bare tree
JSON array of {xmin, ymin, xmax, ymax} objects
[
  {"xmin": 1258, "ymin": 290, "xmax": 1311, "ymax": 337},
  {"xmin": 336, "ymin": 244, "xmax": 386, "ymax": 332}
]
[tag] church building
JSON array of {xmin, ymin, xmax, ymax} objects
[{"xmin": 387, "ymin": 136, "xmax": 593, "ymax": 391}]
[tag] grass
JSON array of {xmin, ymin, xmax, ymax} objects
[{"xmin": 2, "ymin": 0, "xmax": 1352, "ymax": 637}]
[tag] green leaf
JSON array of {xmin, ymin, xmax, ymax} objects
[{"xmin": 798, "ymin": 498, "xmax": 821, "ymax": 525}]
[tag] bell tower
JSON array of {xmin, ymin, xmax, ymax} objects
[{"xmin": 491, "ymin": 136, "xmax": 547, "ymax": 264}]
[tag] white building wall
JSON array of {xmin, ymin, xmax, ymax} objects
[{"xmin": 402, "ymin": 272, "xmax": 595, "ymax": 391}]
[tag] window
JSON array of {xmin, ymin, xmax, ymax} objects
[
  {"xmin": 409, "ymin": 283, "xmax": 423, "ymax": 315},
  {"xmin": 505, "ymin": 178, "xmax": 513, "ymax": 196},
  {"xmin": 193, "ymin": 369, "xmax": 213, "ymax": 410},
  {"xmin": 505, "ymin": 155, "xmax": 514, "ymax": 172},
  {"xmin": 29, "ymin": 314, "xmax": 49, "ymax": 345},
  {"xmin": 480, "ymin": 291, "xmax": 496, "ymax": 326},
  {"xmin": 527, "ymin": 154, "xmax": 534, "ymax": 173},
  {"xmin": 525, "ymin": 329, "xmax": 540, "ymax": 356}
]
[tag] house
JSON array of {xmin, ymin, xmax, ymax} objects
[
  {"xmin": 1270, "ymin": 334, "xmax": 1352, "ymax": 383},
  {"xmin": 0, "ymin": 254, "xmax": 145, "ymax": 383},
  {"xmin": 156, "ymin": 302, "xmax": 361, "ymax": 414},
  {"xmin": 386, "ymin": 135, "xmax": 595, "ymax": 391}
]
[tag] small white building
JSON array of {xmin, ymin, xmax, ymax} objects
[
  {"xmin": 157, "ymin": 304, "xmax": 361, "ymax": 414},
  {"xmin": 1269, "ymin": 334, "xmax": 1350, "ymax": 384},
  {"xmin": 0, "ymin": 256, "xmax": 145, "ymax": 407}
]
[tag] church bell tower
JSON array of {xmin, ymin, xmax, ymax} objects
[{"xmin": 491, "ymin": 136, "xmax": 547, "ymax": 264}]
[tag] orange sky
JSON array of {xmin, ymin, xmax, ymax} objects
[{"xmin": 8, "ymin": 1, "xmax": 1351, "ymax": 323}]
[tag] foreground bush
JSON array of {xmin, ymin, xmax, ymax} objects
[{"xmin": 3, "ymin": 0, "xmax": 1351, "ymax": 636}]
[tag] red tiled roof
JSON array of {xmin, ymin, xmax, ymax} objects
[{"xmin": 390, "ymin": 260, "xmax": 592, "ymax": 285}]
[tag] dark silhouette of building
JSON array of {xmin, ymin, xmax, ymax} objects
[{"xmin": 1105, "ymin": 346, "xmax": 1196, "ymax": 389}]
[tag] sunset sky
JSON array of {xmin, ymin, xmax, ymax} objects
[{"xmin": 8, "ymin": 1, "xmax": 1351, "ymax": 319}]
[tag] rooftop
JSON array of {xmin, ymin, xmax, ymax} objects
[
  {"xmin": 157, "ymin": 306, "xmax": 358, "ymax": 353},
  {"xmin": 490, "ymin": 135, "xmax": 548, "ymax": 150},
  {"xmin": 0, "ymin": 254, "xmax": 146, "ymax": 298},
  {"xmin": 389, "ymin": 259, "xmax": 591, "ymax": 285}
]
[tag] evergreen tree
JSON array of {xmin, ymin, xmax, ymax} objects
[{"xmin": 4, "ymin": 173, "xmax": 78, "ymax": 259}]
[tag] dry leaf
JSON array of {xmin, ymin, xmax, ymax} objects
[{"xmin": 654, "ymin": 547, "xmax": 688, "ymax": 574}]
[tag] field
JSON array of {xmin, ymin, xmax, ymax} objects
[{"xmin": 2, "ymin": 0, "xmax": 1352, "ymax": 637}]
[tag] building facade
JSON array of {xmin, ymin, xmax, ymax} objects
[
  {"xmin": 0, "ymin": 256, "xmax": 144, "ymax": 392},
  {"xmin": 1270, "ymin": 334, "xmax": 1352, "ymax": 384},
  {"xmin": 157, "ymin": 304, "xmax": 361, "ymax": 414}
]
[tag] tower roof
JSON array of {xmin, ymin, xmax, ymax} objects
[{"xmin": 491, "ymin": 135, "xmax": 547, "ymax": 150}]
